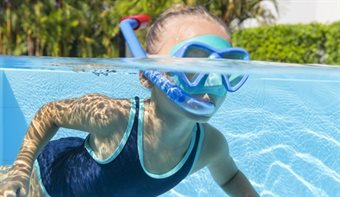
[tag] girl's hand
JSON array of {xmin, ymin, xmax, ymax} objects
[{"xmin": 0, "ymin": 171, "xmax": 29, "ymax": 197}]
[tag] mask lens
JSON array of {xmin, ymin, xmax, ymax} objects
[
  {"xmin": 221, "ymin": 51, "xmax": 246, "ymax": 60},
  {"xmin": 185, "ymin": 72, "xmax": 200, "ymax": 82},
  {"xmin": 182, "ymin": 45, "xmax": 211, "ymax": 84},
  {"xmin": 184, "ymin": 45, "xmax": 211, "ymax": 58},
  {"xmin": 228, "ymin": 75, "xmax": 244, "ymax": 86},
  {"xmin": 222, "ymin": 74, "xmax": 248, "ymax": 92}
]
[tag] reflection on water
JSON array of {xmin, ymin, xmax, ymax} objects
[{"xmin": 1, "ymin": 55, "xmax": 339, "ymax": 76}]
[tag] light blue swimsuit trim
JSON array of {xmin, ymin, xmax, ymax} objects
[
  {"xmin": 34, "ymin": 160, "xmax": 51, "ymax": 197},
  {"xmin": 189, "ymin": 123, "xmax": 205, "ymax": 175},
  {"xmin": 84, "ymin": 98, "xmax": 136, "ymax": 164},
  {"xmin": 137, "ymin": 100, "xmax": 202, "ymax": 179}
]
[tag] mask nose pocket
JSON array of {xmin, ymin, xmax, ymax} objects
[{"xmin": 204, "ymin": 73, "xmax": 222, "ymax": 87}]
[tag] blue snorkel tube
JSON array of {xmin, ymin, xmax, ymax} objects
[{"xmin": 120, "ymin": 16, "xmax": 222, "ymax": 116}]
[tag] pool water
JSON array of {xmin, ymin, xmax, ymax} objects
[{"xmin": 1, "ymin": 56, "xmax": 339, "ymax": 196}]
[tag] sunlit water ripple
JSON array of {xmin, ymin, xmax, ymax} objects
[{"xmin": 162, "ymin": 72, "xmax": 339, "ymax": 196}]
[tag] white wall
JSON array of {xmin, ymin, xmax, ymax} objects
[
  {"xmin": 275, "ymin": 0, "xmax": 340, "ymax": 24},
  {"xmin": 243, "ymin": 0, "xmax": 340, "ymax": 27}
]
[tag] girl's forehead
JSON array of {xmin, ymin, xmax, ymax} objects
[
  {"xmin": 157, "ymin": 17, "xmax": 230, "ymax": 54},
  {"xmin": 166, "ymin": 17, "xmax": 229, "ymax": 41}
]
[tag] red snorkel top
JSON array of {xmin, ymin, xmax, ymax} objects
[{"xmin": 120, "ymin": 15, "xmax": 150, "ymax": 30}]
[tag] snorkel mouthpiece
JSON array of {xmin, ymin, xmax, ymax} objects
[{"xmin": 142, "ymin": 70, "xmax": 214, "ymax": 115}]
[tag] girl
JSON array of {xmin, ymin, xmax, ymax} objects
[{"xmin": 0, "ymin": 5, "xmax": 258, "ymax": 197}]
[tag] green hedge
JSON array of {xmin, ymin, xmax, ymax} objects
[
  {"xmin": 324, "ymin": 21, "xmax": 340, "ymax": 65},
  {"xmin": 232, "ymin": 22, "xmax": 340, "ymax": 65}
]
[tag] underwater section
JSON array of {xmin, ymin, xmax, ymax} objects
[
  {"xmin": 218, "ymin": 74, "xmax": 339, "ymax": 196},
  {"xmin": 161, "ymin": 72, "xmax": 340, "ymax": 197},
  {"xmin": 1, "ymin": 56, "xmax": 339, "ymax": 196},
  {"xmin": 1, "ymin": 74, "xmax": 27, "ymax": 164}
]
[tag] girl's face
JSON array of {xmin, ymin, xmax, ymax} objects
[{"xmin": 160, "ymin": 17, "xmax": 230, "ymax": 113}]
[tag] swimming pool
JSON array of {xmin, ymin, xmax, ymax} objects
[{"xmin": 1, "ymin": 55, "xmax": 339, "ymax": 196}]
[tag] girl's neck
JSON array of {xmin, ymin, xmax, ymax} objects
[{"xmin": 143, "ymin": 93, "xmax": 196, "ymax": 148}]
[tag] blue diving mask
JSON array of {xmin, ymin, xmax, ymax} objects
[{"xmin": 168, "ymin": 35, "xmax": 249, "ymax": 96}]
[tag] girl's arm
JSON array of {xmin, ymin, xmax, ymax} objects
[
  {"xmin": 202, "ymin": 124, "xmax": 259, "ymax": 197},
  {"xmin": 220, "ymin": 170, "xmax": 259, "ymax": 197},
  {"xmin": 1, "ymin": 94, "xmax": 127, "ymax": 196}
]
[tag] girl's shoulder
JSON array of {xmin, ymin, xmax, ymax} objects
[
  {"xmin": 201, "ymin": 123, "xmax": 228, "ymax": 153},
  {"xmin": 191, "ymin": 123, "xmax": 230, "ymax": 174},
  {"xmin": 56, "ymin": 93, "xmax": 133, "ymax": 135},
  {"xmin": 83, "ymin": 94, "xmax": 134, "ymax": 132}
]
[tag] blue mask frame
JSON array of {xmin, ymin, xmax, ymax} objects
[{"xmin": 170, "ymin": 38, "xmax": 249, "ymax": 93}]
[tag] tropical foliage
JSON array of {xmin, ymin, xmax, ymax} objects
[
  {"xmin": 0, "ymin": 0, "xmax": 277, "ymax": 57},
  {"xmin": 0, "ymin": 0, "xmax": 120, "ymax": 57},
  {"xmin": 182, "ymin": 0, "xmax": 278, "ymax": 30}
]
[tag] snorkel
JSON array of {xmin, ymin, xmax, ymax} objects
[{"xmin": 120, "ymin": 15, "xmax": 249, "ymax": 117}]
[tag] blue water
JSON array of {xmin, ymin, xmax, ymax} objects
[{"xmin": 1, "ymin": 56, "xmax": 339, "ymax": 196}]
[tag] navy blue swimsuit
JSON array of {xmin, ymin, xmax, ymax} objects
[{"xmin": 35, "ymin": 97, "xmax": 204, "ymax": 197}]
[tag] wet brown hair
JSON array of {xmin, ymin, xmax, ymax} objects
[{"xmin": 146, "ymin": 4, "xmax": 229, "ymax": 54}]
